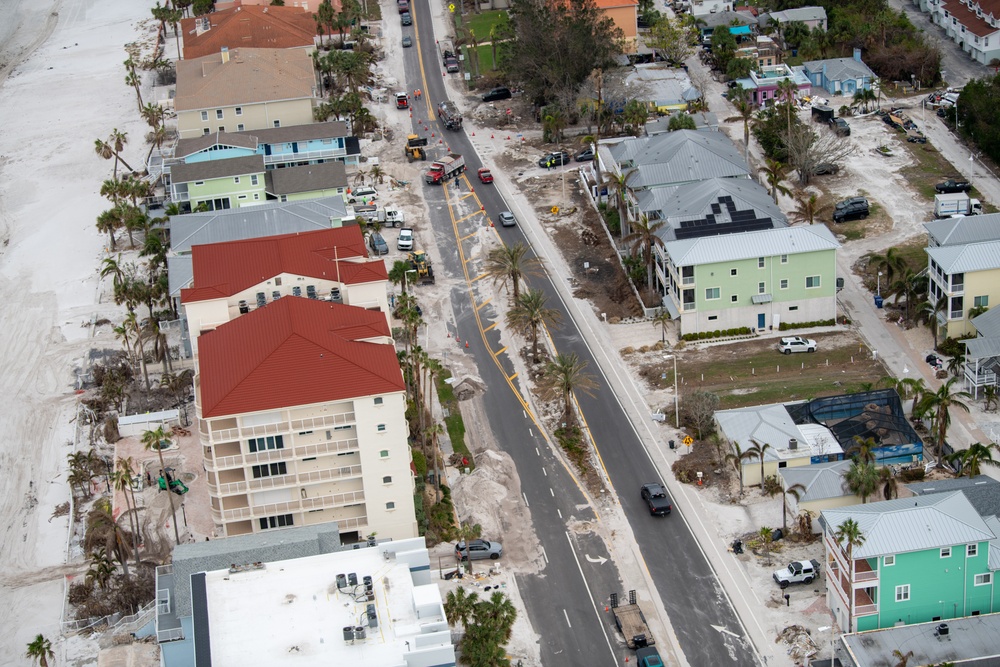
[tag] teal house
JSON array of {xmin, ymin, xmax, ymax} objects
[
  {"xmin": 170, "ymin": 122, "xmax": 360, "ymax": 169},
  {"xmin": 821, "ymin": 492, "xmax": 998, "ymax": 633}
]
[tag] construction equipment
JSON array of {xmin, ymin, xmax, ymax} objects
[
  {"xmin": 405, "ymin": 134, "xmax": 428, "ymax": 162},
  {"xmin": 424, "ymin": 153, "xmax": 465, "ymax": 184},
  {"xmin": 438, "ymin": 101, "xmax": 463, "ymax": 130},
  {"xmin": 407, "ymin": 250, "xmax": 435, "ymax": 284}
]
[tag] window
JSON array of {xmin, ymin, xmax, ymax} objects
[
  {"xmin": 235, "ymin": 106, "xmax": 243, "ymax": 116},
  {"xmin": 780, "ymin": 279, "xmax": 788, "ymax": 290},
  {"xmin": 789, "ymin": 306, "xmax": 798, "ymax": 311},
  {"xmin": 730, "ymin": 268, "xmax": 738, "ymax": 277},
  {"xmin": 248, "ymin": 435, "xmax": 284, "ymax": 452},
  {"xmin": 203, "ymin": 128, "xmax": 211, "ymax": 135},
  {"xmin": 273, "ymin": 120, "xmax": 281, "ymax": 128},
  {"xmin": 218, "ymin": 126, "xmax": 224, "ymax": 132},
  {"xmin": 302, "ymin": 457, "xmax": 316, "ymax": 461},
  {"xmin": 758, "ymin": 257, "xmax": 765, "ymax": 268},
  {"xmin": 377, "ymin": 424, "xmax": 387, "ymax": 432},
  {"xmin": 251, "ymin": 462, "xmax": 287, "ymax": 478},
  {"xmin": 194, "ymin": 180, "xmax": 205, "ymax": 186},
  {"xmin": 975, "ymin": 573, "xmax": 992, "ymax": 585},
  {"xmin": 386, "ymin": 501, "xmax": 396, "ymax": 510},
  {"xmin": 274, "ymin": 277, "xmax": 282, "ymax": 286},
  {"xmin": 758, "ymin": 282, "xmax": 766, "ymax": 294},
  {"xmin": 777, "ymin": 461, "xmax": 787, "ymax": 468},
  {"xmin": 731, "ymin": 295, "xmax": 738, "ymax": 302},
  {"xmin": 895, "ymin": 584, "xmax": 910, "ymax": 602},
  {"xmin": 968, "ymin": 544, "xmax": 978, "ymax": 557},
  {"xmin": 379, "ymin": 449, "xmax": 389, "ymax": 458},
  {"xmin": 251, "ymin": 174, "xmax": 259, "ymax": 185},
  {"xmin": 780, "ymin": 254, "xmax": 788, "ymax": 264},
  {"xmin": 237, "ymin": 195, "xmax": 247, "ymax": 200},
  {"xmin": 253, "ymin": 193, "xmax": 260, "ymax": 200},
  {"xmin": 941, "ymin": 547, "xmax": 952, "ymax": 558},
  {"xmin": 216, "ymin": 109, "xmax": 224, "ymax": 119},
  {"xmin": 382, "ymin": 476, "xmax": 392, "ymax": 484},
  {"xmin": 806, "ymin": 276, "xmax": 821, "ymax": 288},
  {"xmin": 974, "ymin": 295, "xmax": 989, "ymax": 308},
  {"xmin": 237, "ymin": 123, "xmax": 245, "ymax": 131},
  {"xmin": 234, "ymin": 176, "xmax": 240, "ymax": 184},
  {"xmin": 707, "ymin": 315, "xmax": 718, "ymax": 321},
  {"xmin": 374, "ymin": 397, "xmax": 384, "ymax": 405},
  {"xmin": 706, "ymin": 287, "xmax": 720, "ymax": 300},
  {"xmin": 200, "ymin": 111, "xmax": 208, "ymax": 121},
  {"xmin": 884, "ymin": 555, "xmax": 895, "ymax": 566},
  {"xmin": 259, "ymin": 514, "xmax": 293, "ymax": 530}
]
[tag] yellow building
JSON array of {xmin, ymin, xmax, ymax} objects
[
  {"xmin": 927, "ymin": 237, "xmax": 1000, "ymax": 339},
  {"xmin": 175, "ymin": 47, "xmax": 317, "ymax": 140}
]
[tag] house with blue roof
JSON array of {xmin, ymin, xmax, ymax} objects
[
  {"xmin": 802, "ymin": 49, "xmax": 875, "ymax": 96},
  {"xmin": 820, "ymin": 492, "xmax": 999, "ymax": 633}
]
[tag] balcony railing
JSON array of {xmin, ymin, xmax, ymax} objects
[
  {"xmin": 211, "ymin": 465, "xmax": 364, "ymax": 496},
  {"xmin": 855, "ymin": 570, "xmax": 879, "ymax": 582},
  {"xmin": 263, "ymin": 146, "xmax": 347, "ymax": 165},
  {"xmin": 213, "ymin": 489, "xmax": 366, "ymax": 522},
  {"xmin": 855, "ymin": 603, "xmax": 878, "ymax": 616},
  {"xmin": 205, "ymin": 437, "xmax": 360, "ymax": 472},
  {"xmin": 207, "ymin": 412, "xmax": 356, "ymax": 442}
]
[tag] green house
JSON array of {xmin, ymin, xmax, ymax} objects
[
  {"xmin": 170, "ymin": 156, "xmax": 267, "ymax": 212},
  {"xmin": 821, "ymin": 492, "xmax": 998, "ymax": 633}
]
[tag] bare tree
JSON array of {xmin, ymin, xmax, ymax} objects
[
  {"xmin": 786, "ymin": 125, "xmax": 856, "ymax": 186},
  {"xmin": 685, "ymin": 390, "xmax": 719, "ymax": 439}
]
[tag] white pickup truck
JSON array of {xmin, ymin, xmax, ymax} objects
[{"xmin": 773, "ymin": 559, "xmax": 821, "ymax": 589}]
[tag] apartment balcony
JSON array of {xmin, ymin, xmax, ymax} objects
[
  {"xmin": 263, "ymin": 146, "xmax": 348, "ymax": 166},
  {"xmin": 854, "ymin": 559, "xmax": 879, "ymax": 583},
  {"xmin": 205, "ymin": 436, "xmax": 360, "ymax": 472},
  {"xmin": 202, "ymin": 411, "xmax": 356, "ymax": 447},
  {"xmin": 211, "ymin": 489, "xmax": 366, "ymax": 523},
  {"xmin": 831, "ymin": 561, "xmax": 878, "ymax": 617},
  {"xmin": 208, "ymin": 464, "xmax": 364, "ymax": 496},
  {"xmin": 854, "ymin": 589, "xmax": 877, "ymax": 617}
]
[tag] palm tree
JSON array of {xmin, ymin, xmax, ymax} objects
[
  {"xmin": 878, "ymin": 465, "xmax": 899, "ymax": 501},
  {"xmin": 759, "ymin": 526, "xmax": 774, "ymax": 565},
  {"xmin": 542, "ymin": 106, "xmax": 568, "ymax": 144},
  {"xmin": 540, "ymin": 353, "xmax": 598, "ymax": 429},
  {"xmin": 759, "ymin": 159, "xmax": 791, "ymax": 204},
  {"xmin": 87, "ymin": 547, "xmax": 117, "ymax": 590},
  {"xmin": 916, "ymin": 377, "xmax": 972, "ymax": 464},
  {"xmin": 607, "ymin": 168, "xmax": 638, "ymax": 238},
  {"xmin": 94, "ymin": 132, "xmax": 134, "ymax": 179},
  {"xmin": 790, "ymin": 193, "xmax": 820, "ymax": 225},
  {"xmin": 834, "ymin": 518, "xmax": 866, "ymax": 631},
  {"xmin": 484, "ymin": 243, "xmax": 543, "ymax": 303},
  {"xmin": 26, "ymin": 634, "xmax": 54, "ymax": 667},
  {"xmin": 112, "ymin": 457, "xmax": 143, "ymax": 568},
  {"xmin": 775, "ymin": 78, "xmax": 798, "ymax": 143},
  {"xmin": 506, "ymin": 289, "xmax": 561, "ymax": 363},
  {"xmin": 456, "ymin": 522, "xmax": 483, "ymax": 573},
  {"xmin": 142, "ymin": 426, "xmax": 181, "ymax": 545},
  {"xmin": 866, "ymin": 247, "xmax": 907, "ymax": 287},
  {"xmin": 781, "ymin": 482, "xmax": 806, "ymax": 532},
  {"xmin": 984, "ymin": 385, "xmax": 999, "ymax": 413},
  {"xmin": 89, "ymin": 506, "xmax": 132, "ymax": 577},
  {"xmin": 724, "ymin": 84, "xmax": 755, "ymax": 155},
  {"xmin": 388, "ymin": 260, "xmax": 414, "ymax": 295},
  {"xmin": 651, "ymin": 310, "xmax": 672, "ymax": 344},
  {"xmin": 847, "ymin": 436, "xmax": 878, "ymax": 464},
  {"xmin": 477, "ymin": 590, "xmax": 518, "ymax": 642},
  {"xmin": 623, "ymin": 214, "xmax": 667, "ymax": 292},
  {"xmin": 853, "ymin": 88, "xmax": 877, "ymax": 113},
  {"xmin": 125, "ymin": 311, "xmax": 151, "ymax": 392},
  {"xmin": 893, "ymin": 649, "xmax": 915, "ymax": 667},
  {"xmin": 946, "ymin": 442, "xmax": 999, "ymax": 477},
  {"xmin": 725, "ymin": 440, "xmax": 755, "ymax": 497},
  {"xmin": 161, "ymin": 369, "xmax": 195, "ymax": 425},
  {"xmin": 744, "ymin": 441, "xmax": 772, "ymax": 487},
  {"xmin": 843, "ymin": 460, "xmax": 880, "ymax": 503},
  {"xmin": 918, "ymin": 295, "xmax": 949, "ymax": 348},
  {"xmin": 444, "ymin": 585, "xmax": 480, "ymax": 627}
]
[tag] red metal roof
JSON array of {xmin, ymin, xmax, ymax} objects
[
  {"xmin": 180, "ymin": 5, "xmax": 318, "ymax": 60},
  {"xmin": 198, "ymin": 296, "xmax": 402, "ymax": 418},
  {"xmin": 181, "ymin": 227, "xmax": 383, "ymax": 304}
]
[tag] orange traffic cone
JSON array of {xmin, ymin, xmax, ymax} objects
[{"xmin": 465, "ymin": 341, "xmax": 469, "ymax": 348}]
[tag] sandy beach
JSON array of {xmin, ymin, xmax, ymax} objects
[{"xmin": 0, "ymin": 0, "xmax": 151, "ymax": 662}]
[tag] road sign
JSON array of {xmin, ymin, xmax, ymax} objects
[
  {"xmin": 448, "ymin": 3, "xmax": 455, "ymax": 11},
  {"xmin": 683, "ymin": 435, "xmax": 693, "ymax": 447}
]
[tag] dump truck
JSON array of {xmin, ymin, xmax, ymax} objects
[
  {"xmin": 935, "ymin": 192, "xmax": 982, "ymax": 217},
  {"xmin": 424, "ymin": 153, "xmax": 465, "ymax": 184},
  {"xmin": 405, "ymin": 134, "xmax": 428, "ymax": 162},
  {"xmin": 407, "ymin": 250, "xmax": 435, "ymax": 284},
  {"xmin": 610, "ymin": 590, "xmax": 655, "ymax": 650},
  {"xmin": 438, "ymin": 101, "xmax": 463, "ymax": 130}
]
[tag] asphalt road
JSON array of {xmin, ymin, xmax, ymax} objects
[{"xmin": 395, "ymin": 6, "xmax": 763, "ymax": 667}]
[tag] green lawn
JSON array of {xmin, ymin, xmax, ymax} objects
[{"xmin": 458, "ymin": 9, "xmax": 506, "ymax": 38}]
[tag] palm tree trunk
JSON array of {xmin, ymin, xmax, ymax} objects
[{"xmin": 157, "ymin": 447, "xmax": 181, "ymax": 545}]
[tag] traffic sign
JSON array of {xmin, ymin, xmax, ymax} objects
[
  {"xmin": 683, "ymin": 436, "xmax": 693, "ymax": 447},
  {"xmin": 449, "ymin": 3, "xmax": 455, "ymax": 11}
]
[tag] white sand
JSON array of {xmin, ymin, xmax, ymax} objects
[{"xmin": 0, "ymin": 0, "xmax": 152, "ymax": 662}]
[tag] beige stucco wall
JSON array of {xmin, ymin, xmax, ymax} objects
[
  {"xmin": 743, "ymin": 455, "xmax": 812, "ymax": 487},
  {"xmin": 178, "ymin": 98, "xmax": 316, "ymax": 140}
]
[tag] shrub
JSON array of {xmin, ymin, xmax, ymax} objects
[
  {"xmin": 778, "ymin": 319, "xmax": 836, "ymax": 331},
  {"xmin": 900, "ymin": 467, "xmax": 925, "ymax": 482},
  {"xmin": 937, "ymin": 336, "xmax": 973, "ymax": 357},
  {"xmin": 680, "ymin": 326, "xmax": 752, "ymax": 342},
  {"xmin": 412, "ymin": 450, "xmax": 428, "ymax": 477}
]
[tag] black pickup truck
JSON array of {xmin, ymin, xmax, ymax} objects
[
  {"xmin": 935, "ymin": 179, "xmax": 972, "ymax": 193},
  {"xmin": 640, "ymin": 483, "xmax": 672, "ymax": 516}
]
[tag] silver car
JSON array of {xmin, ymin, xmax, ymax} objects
[
  {"xmin": 455, "ymin": 539, "xmax": 503, "ymax": 561},
  {"xmin": 498, "ymin": 211, "xmax": 516, "ymax": 227}
]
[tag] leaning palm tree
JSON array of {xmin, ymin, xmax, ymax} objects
[
  {"xmin": 540, "ymin": 353, "xmax": 598, "ymax": 429},
  {"xmin": 483, "ymin": 243, "xmax": 543, "ymax": 303},
  {"xmin": 759, "ymin": 159, "xmax": 791, "ymax": 204},
  {"xmin": 623, "ymin": 214, "xmax": 667, "ymax": 292},
  {"xmin": 112, "ymin": 457, "xmax": 143, "ymax": 568},
  {"xmin": 866, "ymin": 247, "xmax": 907, "ymax": 287},
  {"xmin": 26, "ymin": 634, "xmax": 55, "ymax": 667},
  {"xmin": 744, "ymin": 441, "xmax": 772, "ymax": 487},
  {"xmin": 781, "ymin": 482, "xmax": 807, "ymax": 533},
  {"xmin": 723, "ymin": 84, "xmax": 755, "ymax": 155},
  {"xmin": 892, "ymin": 649, "xmax": 915, "ymax": 667},
  {"xmin": 606, "ymin": 168, "xmax": 638, "ymax": 238},
  {"xmin": 917, "ymin": 295, "xmax": 948, "ymax": 348},
  {"xmin": 790, "ymin": 193, "xmax": 820, "ymax": 225},
  {"xmin": 833, "ymin": 518, "xmax": 866, "ymax": 631},
  {"xmin": 916, "ymin": 377, "xmax": 972, "ymax": 465},
  {"xmin": 142, "ymin": 426, "xmax": 181, "ymax": 545},
  {"xmin": 506, "ymin": 289, "xmax": 561, "ymax": 363},
  {"xmin": 946, "ymin": 442, "xmax": 999, "ymax": 477}
]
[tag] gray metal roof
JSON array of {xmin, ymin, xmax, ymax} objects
[
  {"xmin": 973, "ymin": 306, "xmax": 1000, "ymax": 338},
  {"xmin": 842, "ymin": 614, "xmax": 1000, "ymax": 667},
  {"xmin": 924, "ymin": 213, "xmax": 1000, "ymax": 247},
  {"xmin": 700, "ymin": 10, "xmax": 757, "ymax": 28},
  {"xmin": 803, "ymin": 56, "xmax": 875, "ymax": 82},
  {"xmin": 167, "ymin": 255, "xmax": 193, "ymax": 298},
  {"xmin": 175, "ymin": 131, "xmax": 259, "ymax": 158},
  {"xmin": 965, "ymin": 336, "xmax": 1000, "ymax": 360},
  {"xmin": 717, "ymin": 403, "xmax": 806, "ymax": 462},
  {"xmin": 264, "ymin": 161, "xmax": 347, "ymax": 195},
  {"xmin": 609, "ymin": 130, "xmax": 749, "ymax": 188},
  {"xmin": 170, "ymin": 196, "xmax": 348, "ymax": 253},
  {"xmin": 765, "ymin": 6, "xmax": 827, "ymax": 24},
  {"xmin": 926, "ymin": 239, "xmax": 1000, "ymax": 274},
  {"xmin": 171, "ymin": 155, "xmax": 264, "ymax": 183},
  {"xmin": 638, "ymin": 178, "xmax": 786, "ymax": 242},
  {"xmin": 779, "ymin": 460, "xmax": 852, "ymax": 503},
  {"xmin": 906, "ymin": 475, "xmax": 1000, "ymax": 520},
  {"xmin": 664, "ymin": 223, "xmax": 839, "ymax": 266},
  {"xmin": 238, "ymin": 120, "xmax": 349, "ymax": 145},
  {"xmin": 820, "ymin": 491, "xmax": 995, "ymax": 558}
]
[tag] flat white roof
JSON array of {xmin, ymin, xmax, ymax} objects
[{"xmin": 203, "ymin": 544, "xmax": 451, "ymax": 667}]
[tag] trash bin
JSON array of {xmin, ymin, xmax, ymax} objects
[
  {"xmin": 874, "ymin": 295, "xmax": 884, "ymax": 308},
  {"xmin": 669, "ymin": 440, "xmax": 675, "ymax": 450}
]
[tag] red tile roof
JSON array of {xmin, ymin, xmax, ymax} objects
[
  {"xmin": 181, "ymin": 227, "xmax": 382, "ymax": 304},
  {"xmin": 181, "ymin": 5, "xmax": 319, "ymax": 60},
  {"xmin": 198, "ymin": 296, "xmax": 402, "ymax": 417}
]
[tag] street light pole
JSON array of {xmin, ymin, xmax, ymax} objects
[
  {"xmin": 877, "ymin": 271, "xmax": 882, "ymax": 297},
  {"xmin": 664, "ymin": 354, "xmax": 679, "ymax": 427}
]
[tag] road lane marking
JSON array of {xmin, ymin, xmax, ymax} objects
[
  {"xmin": 522, "ymin": 492, "xmax": 529, "ymax": 507},
  {"xmin": 563, "ymin": 531, "xmax": 617, "ymax": 663},
  {"xmin": 563, "ymin": 609, "xmax": 572, "ymax": 627}
]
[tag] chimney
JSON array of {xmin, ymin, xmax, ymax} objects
[
  {"xmin": 221, "ymin": 46, "xmax": 230, "ymax": 64},
  {"xmin": 853, "ymin": 47, "xmax": 861, "ymax": 62},
  {"xmin": 789, "ymin": 438, "xmax": 798, "ymax": 450}
]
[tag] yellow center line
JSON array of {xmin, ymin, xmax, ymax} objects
[
  {"xmin": 493, "ymin": 345, "xmax": 508, "ymax": 356},
  {"xmin": 475, "ymin": 298, "xmax": 492, "ymax": 311},
  {"xmin": 483, "ymin": 322, "xmax": 497, "ymax": 332},
  {"xmin": 411, "ymin": 10, "xmax": 435, "ymax": 121}
]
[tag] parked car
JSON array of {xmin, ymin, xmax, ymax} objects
[
  {"xmin": 368, "ymin": 232, "xmax": 388, "ymax": 256},
  {"xmin": 402, "ymin": 35, "xmax": 412, "ymax": 47},
  {"xmin": 829, "ymin": 117, "xmax": 851, "ymax": 136},
  {"xmin": 482, "ymin": 86, "xmax": 512, "ymax": 102},
  {"xmin": 400, "ymin": 11, "xmax": 412, "ymax": 25},
  {"xmin": 635, "ymin": 647, "xmax": 665, "ymax": 667},
  {"xmin": 640, "ymin": 483, "xmax": 672, "ymax": 516},
  {"xmin": 777, "ymin": 336, "xmax": 817, "ymax": 354},
  {"xmin": 455, "ymin": 539, "xmax": 503, "ymax": 561},
  {"xmin": 537, "ymin": 151, "xmax": 570, "ymax": 167},
  {"xmin": 397, "ymin": 228, "xmax": 414, "ymax": 251},
  {"xmin": 772, "ymin": 559, "xmax": 821, "ymax": 589},
  {"xmin": 498, "ymin": 211, "xmax": 516, "ymax": 227},
  {"xmin": 398, "ymin": 0, "xmax": 409, "ymax": 12},
  {"xmin": 575, "ymin": 147, "xmax": 595, "ymax": 162},
  {"xmin": 833, "ymin": 196, "xmax": 869, "ymax": 222},
  {"xmin": 350, "ymin": 186, "xmax": 378, "ymax": 201},
  {"xmin": 935, "ymin": 179, "xmax": 972, "ymax": 193}
]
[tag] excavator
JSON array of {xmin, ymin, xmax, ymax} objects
[
  {"xmin": 404, "ymin": 134, "xmax": 428, "ymax": 162},
  {"xmin": 407, "ymin": 250, "xmax": 435, "ymax": 284}
]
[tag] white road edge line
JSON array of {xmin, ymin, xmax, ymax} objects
[
  {"xmin": 564, "ymin": 530, "xmax": 617, "ymax": 663},
  {"xmin": 541, "ymin": 546, "xmax": 549, "ymax": 564},
  {"xmin": 563, "ymin": 609, "xmax": 572, "ymax": 628},
  {"xmin": 522, "ymin": 492, "xmax": 529, "ymax": 507}
]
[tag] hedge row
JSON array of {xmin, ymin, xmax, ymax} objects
[
  {"xmin": 778, "ymin": 319, "xmax": 836, "ymax": 331},
  {"xmin": 681, "ymin": 327, "xmax": 752, "ymax": 341}
]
